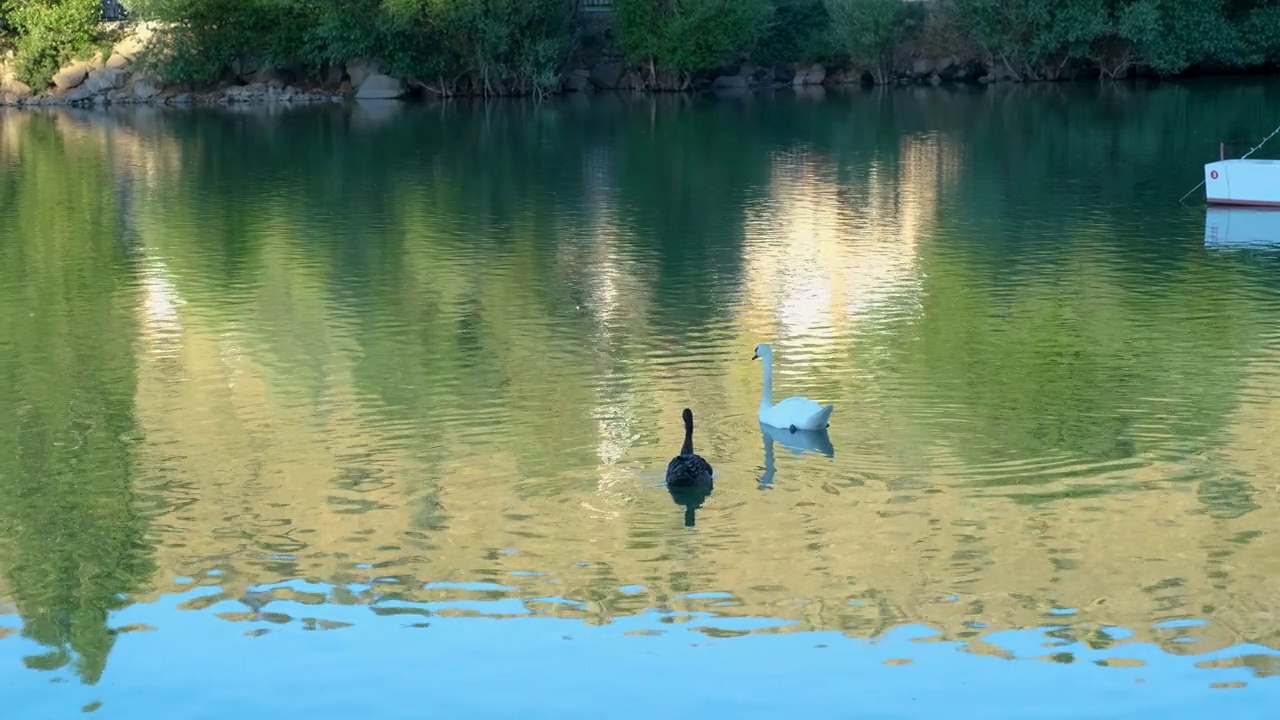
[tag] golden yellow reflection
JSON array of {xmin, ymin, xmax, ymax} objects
[{"xmin": 4, "ymin": 107, "xmax": 1278, "ymax": 678}]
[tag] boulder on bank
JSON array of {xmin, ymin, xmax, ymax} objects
[
  {"xmin": 61, "ymin": 85, "xmax": 95, "ymax": 104},
  {"xmin": 131, "ymin": 76, "xmax": 162, "ymax": 101},
  {"xmin": 224, "ymin": 82, "xmax": 268, "ymax": 102},
  {"xmin": 346, "ymin": 58, "xmax": 381, "ymax": 88},
  {"xmin": 1, "ymin": 66, "xmax": 33, "ymax": 99},
  {"xmin": 53, "ymin": 61, "xmax": 94, "ymax": 91},
  {"xmin": 85, "ymin": 68, "xmax": 129, "ymax": 95},
  {"xmin": 712, "ymin": 74, "xmax": 749, "ymax": 91},
  {"xmin": 619, "ymin": 69, "xmax": 645, "ymax": 91},
  {"xmin": 589, "ymin": 61, "xmax": 624, "ymax": 90},
  {"xmin": 826, "ymin": 66, "xmax": 864, "ymax": 85},
  {"xmin": 354, "ymin": 73, "xmax": 406, "ymax": 100},
  {"xmin": 563, "ymin": 68, "xmax": 592, "ymax": 93},
  {"xmin": 792, "ymin": 63, "xmax": 826, "ymax": 86}
]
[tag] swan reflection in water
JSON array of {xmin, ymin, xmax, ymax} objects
[
  {"xmin": 668, "ymin": 481, "xmax": 714, "ymax": 527},
  {"xmin": 758, "ymin": 422, "xmax": 835, "ymax": 489}
]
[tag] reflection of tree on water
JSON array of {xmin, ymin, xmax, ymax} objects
[
  {"xmin": 0, "ymin": 114, "xmax": 155, "ymax": 684},
  {"xmin": 1197, "ymin": 475, "xmax": 1260, "ymax": 520}
]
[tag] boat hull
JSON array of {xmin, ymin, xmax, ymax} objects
[{"xmin": 1204, "ymin": 159, "xmax": 1280, "ymax": 207}]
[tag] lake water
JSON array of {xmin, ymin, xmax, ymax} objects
[{"xmin": 3, "ymin": 81, "xmax": 1280, "ymax": 718}]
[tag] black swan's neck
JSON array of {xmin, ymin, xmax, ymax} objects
[{"xmin": 681, "ymin": 416, "xmax": 694, "ymax": 456}]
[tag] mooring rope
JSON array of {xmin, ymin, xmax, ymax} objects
[
  {"xmin": 1178, "ymin": 119, "xmax": 1280, "ymax": 205},
  {"xmin": 1240, "ymin": 121, "xmax": 1280, "ymax": 160}
]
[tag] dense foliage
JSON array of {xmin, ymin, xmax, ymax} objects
[
  {"xmin": 824, "ymin": 0, "xmax": 908, "ymax": 83},
  {"xmin": 1, "ymin": 0, "xmax": 101, "ymax": 86},
  {"xmin": 615, "ymin": 0, "xmax": 770, "ymax": 83},
  {"xmin": 132, "ymin": 0, "xmax": 575, "ymax": 95},
  {"xmin": 3, "ymin": 0, "xmax": 1280, "ymax": 90},
  {"xmin": 947, "ymin": 0, "xmax": 1280, "ymax": 80}
]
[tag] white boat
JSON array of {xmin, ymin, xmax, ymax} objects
[
  {"xmin": 1204, "ymin": 207, "xmax": 1280, "ymax": 249},
  {"xmin": 1204, "ymin": 159, "xmax": 1280, "ymax": 207}
]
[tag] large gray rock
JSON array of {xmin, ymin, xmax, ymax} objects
[
  {"xmin": 244, "ymin": 67, "xmax": 280, "ymax": 86},
  {"xmin": 563, "ymin": 69, "xmax": 592, "ymax": 93},
  {"xmin": 619, "ymin": 69, "xmax": 644, "ymax": 90},
  {"xmin": 112, "ymin": 24, "xmax": 153, "ymax": 59},
  {"xmin": 912, "ymin": 59, "xmax": 933, "ymax": 77},
  {"xmin": 589, "ymin": 61, "xmax": 624, "ymax": 90},
  {"xmin": 792, "ymin": 63, "xmax": 825, "ymax": 86},
  {"xmin": 712, "ymin": 74, "xmax": 748, "ymax": 90},
  {"xmin": 85, "ymin": 68, "xmax": 129, "ymax": 94},
  {"xmin": 355, "ymin": 73, "xmax": 405, "ymax": 100},
  {"xmin": 1, "ymin": 73, "xmax": 33, "ymax": 98},
  {"xmin": 223, "ymin": 82, "xmax": 267, "ymax": 102},
  {"xmin": 61, "ymin": 85, "xmax": 95, "ymax": 104},
  {"xmin": 53, "ymin": 61, "xmax": 93, "ymax": 90},
  {"xmin": 346, "ymin": 58, "xmax": 380, "ymax": 88},
  {"xmin": 131, "ymin": 76, "xmax": 162, "ymax": 101}
]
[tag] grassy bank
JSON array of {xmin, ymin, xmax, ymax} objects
[{"xmin": 3, "ymin": 0, "xmax": 1280, "ymax": 96}]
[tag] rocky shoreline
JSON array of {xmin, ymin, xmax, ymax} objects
[
  {"xmin": 1, "ymin": 23, "xmax": 351, "ymax": 108},
  {"xmin": 0, "ymin": 20, "xmax": 1252, "ymax": 109},
  {"xmin": 0, "ymin": 53, "xmax": 1014, "ymax": 109}
]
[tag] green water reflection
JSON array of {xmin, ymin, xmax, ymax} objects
[{"xmin": 2, "ymin": 80, "xmax": 1279, "ymax": 692}]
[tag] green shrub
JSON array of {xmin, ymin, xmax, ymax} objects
[
  {"xmin": 135, "ymin": 0, "xmax": 573, "ymax": 94},
  {"xmin": 1241, "ymin": 1, "xmax": 1280, "ymax": 66},
  {"xmin": 2, "ymin": 0, "xmax": 101, "ymax": 87},
  {"xmin": 755, "ymin": 0, "xmax": 834, "ymax": 65},
  {"xmin": 418, "ymin": 0, "xmax": 575, "ymax": 95},
  {"xmin": 823, "ymin": 0, "xmax": 905, "ymax": 83},
  {"xmin": 617, "ymin": 0, "xmax": 771, "ymax": 80},
  {"xmin": 131, "ymin": 0, "xmax": 317, "ymax": 82}
]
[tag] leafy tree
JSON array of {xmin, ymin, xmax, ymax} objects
[
  {"xmin": 1240, "ymin": 0, "xmax": 1280, "ymax": 65},
  {"xmin": 616, "ymin": 0, "xmax": 770, "ymax": 85},
  {"xmin": 1, "ymin": 0, "xmax": 101, "ymax": 86},
  {"xmin": 136, "ymin": 0, "xmax": 574, "ymax": 95},
  {"xmin": 823, "ymin": 0, "xmax": 904, "ymax": 83},
  {"xmin": 755, "ymin": 0, "xmax": 835, "ymax": 65}
]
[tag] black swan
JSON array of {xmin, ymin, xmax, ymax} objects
[{"xmin": 665, "ymin": 408, "xmax": 713, "ymax": 488}]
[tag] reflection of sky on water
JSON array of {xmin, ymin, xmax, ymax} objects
[{"xmin": 4, "ymin": 579, "xmax": 1277, "ymax": 719}]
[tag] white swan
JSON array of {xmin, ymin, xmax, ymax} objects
[{"xmin": 752, "ymin": 343, "xmax": 834, "ymax": 432}]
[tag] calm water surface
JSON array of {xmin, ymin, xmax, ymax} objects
[{"xmin": 3, "ymin": 81, "xmax": 1280, "ymax": 718}]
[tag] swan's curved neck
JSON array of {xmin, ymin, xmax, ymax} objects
[
  {"xmin": 681, "ymin": 417, "xmax": 694, "ymax": 455},
  {"xmin": 760, "ymin": 357, "xmax": 773, "ymax": 408}
]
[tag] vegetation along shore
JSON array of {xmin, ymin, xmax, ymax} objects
[{"xmin": 3, "ymin": 0, "xmax": 1279, "ymax": 107}]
